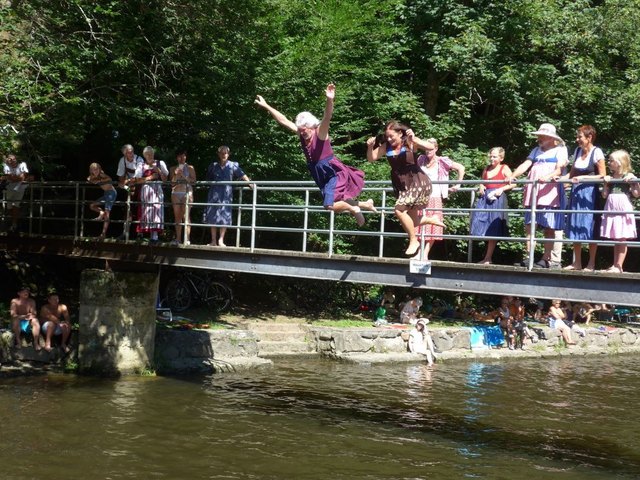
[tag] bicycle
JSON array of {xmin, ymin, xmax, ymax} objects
[{"xmin": 163, "ymin": 269, "xmax": 233, "ymax": 313}]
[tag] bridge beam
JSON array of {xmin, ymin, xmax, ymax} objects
[{"xmin": 1, "ymin": 234, "xmax": 639, "ymax": 307}]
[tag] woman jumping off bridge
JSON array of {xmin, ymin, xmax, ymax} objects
[{"xmin": 255, "ymin": 83, "xmax": 376, "ymax": 226}]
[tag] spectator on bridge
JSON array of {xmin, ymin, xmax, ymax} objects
[
  {"xmin": 599, "ymin": 150, "xmax": 639, "ymax": 273},
  {"xmin": 256, "ymin": 84, "xmax": 377, "ymax": 228},
  {"xmin": 134, "ymin": 146, "xmax": 168, "ymax": 243},
  {"xmin": 204, "ymin": 146, "xmax": 252, "ymax": 247},
  {"xmin": 170, "ymin": 149, "xmax": 196, "ymax": 246},
  {"xmin": 366, "ymin": 122, "xmax": 444, "ymax": 257},
  {"xmin": 563, "ymin": 125, "xmax": 606, "ymax": 272},
  {"xmin": 508, "ymin": 123, "xmax": 568, "ymax": 270},
  {"xmin": 547, "ymin": 299, "xmax": 576, "ymax": 346},
  {"xmin": 116, "ymin": 144, "xmax": 144, "ymax": 240},
  {"xmin": 408, "ymin": 319, "xmax": 436, "ymax": 366},
  {"xmin": 87, "ymin": 162, "xmax": 117, "ymax": 239},
  {"xmin": 2, "ymin": 153, "xmax": 29, "ymax": 232},
  {"xmin": 40, "ymin": 291, "xmax": 71, "ymax": 353},
  {"xmin": 415, "ymin": 138, "xmax": 465, "ymax": 260},
  {"xmin": 470, "ymin": 147, "xmax": 514, "ymax": 264},
  {"xmin": 10, "ymin": 286, "xmax": 41, "ymax": 350}
]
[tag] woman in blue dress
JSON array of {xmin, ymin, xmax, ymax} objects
[
  {"xmin": 204, "ymin": 146, "xmax": 252, "ymax": 246},
  {"xmin": 563, "ymin": 125, "xmax": 605, "ymax": 271}
]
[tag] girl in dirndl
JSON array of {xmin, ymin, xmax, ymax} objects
[{"xmin": 599, "ymin": 150, "xmax": 640, "ymax": 273}]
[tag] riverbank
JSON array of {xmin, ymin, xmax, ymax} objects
[{"xmin": 3, "ymin": 308, "xmax": 640, "ymax": 377}]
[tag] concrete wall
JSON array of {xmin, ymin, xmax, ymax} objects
[
  {"xmin": 155, "ymin": 329, "xmax": 271, "ymax": 374},
  {"xmin": 78, "ymin": 269, "xmax": 159, "ymax": 375}
]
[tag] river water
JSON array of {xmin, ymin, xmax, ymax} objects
[{"xmin": 2, "ymin": 354, "xmax": 639, "ymax": 479}]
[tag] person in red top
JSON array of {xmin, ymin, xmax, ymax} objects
[{"xmin": 470, "ymin": 147, "xmax": 515, "ymax": 264}]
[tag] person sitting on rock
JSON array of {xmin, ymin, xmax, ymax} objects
[
  {"xmin": 547, "ymin": 299, "xmax": 576, "ymax": 346},
  {"xmin": 408, "ymin": 319, "xmax": 436, "ymax": 366},
  {"xmin": 10, "ymin": 286, "xmax": 41, "ymax": 350},
  {"xmin": 40, "ymin": 292, "xmax": 71, "ymax": 353}
]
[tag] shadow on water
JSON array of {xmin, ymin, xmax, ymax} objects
[{"xmin": 180, "ymin": 356, "xmax": 640, "ymax": 477}]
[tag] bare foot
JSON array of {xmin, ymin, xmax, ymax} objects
[
  {"xmin": 363, "ymin": 199, "xmax": 378, "ymax": 213},
  {"xmin": 405, "ymin": 240, "xmax": 420, "ymax": 257},
  {"xmin": 583, "ymin": 265, "xmax": 595, "ymax": 272},
  {"xmin": 562, "ymin": 264, "xmax": 581, "ymax": 271},
  {"xmin": 34, "ymin": 344, "xmax": 42, "ymax": 352},
  {"xmin": 419, "ymin": 215, "xmax": 445, "ymax": 228},
  {"xmin": 603, "ymin": 266, "xmax": 623, "ymax": 273},
  {"xmin": 62, "ymin": 344, "xmax": 71, "ymax": 354},
  {"xmin": 217, "ymin": 239, "xmax": 227, "ymax": 247},
  {"xmin": 477, "ymin": 260, "xmax": 491, "ymax": 265},
  {"xmin": 44, "ymin": 345, "xmax": 52, "ymax": 352}
]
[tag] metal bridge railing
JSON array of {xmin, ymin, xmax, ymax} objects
[{"xmin": 3, "ymin": 178, "xmax": 639, "ymax": 270}]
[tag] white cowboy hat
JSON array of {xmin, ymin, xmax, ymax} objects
[{"xmin": 530, "ymin": 123, "xmax": 563, "ymax": 142}]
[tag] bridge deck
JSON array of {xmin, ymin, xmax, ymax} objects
[{"xmin": 1, "ymin": 233, "xmax": 638, "ymax": 307}]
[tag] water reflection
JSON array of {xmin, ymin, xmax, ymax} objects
[{"xmin": 2, "ymin": 356, "xmax": 640, "ymax": 479}]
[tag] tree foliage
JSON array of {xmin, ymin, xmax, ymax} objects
[{"xmin": 1, "ymin": 0, "xmax": 640, "ymax": 255}]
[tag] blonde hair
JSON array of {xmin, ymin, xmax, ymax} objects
[
  {"xmin": 609, "ymin": 150, "xmax": 632, "ymax": 175},
  {"xmin": 295, "ymin": 111, "xmax": 320, "ymax": 129},
  {"xmin": 489, "ymin": 147, "xmax": 505, "ymax": 159},
  {"xmin": 425, "ymin": 138, "xmax": 438, "ymax": 149}
]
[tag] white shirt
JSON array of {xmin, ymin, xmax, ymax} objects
[
  {"xmin": 3, "ymin": 162, "xmax": 29, "ymax": 192},
  {"xmin": 117, "ymin": 154, "xmax": 144, "ymax": 178}
]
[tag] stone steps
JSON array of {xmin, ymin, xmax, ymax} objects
[
  {"xmin": 242, "ymin": 322, "xmax": 317, "ymax": 357},
  {"xmin": 257, "ymin": 340, "xmax": 317, "ymax": 357}
]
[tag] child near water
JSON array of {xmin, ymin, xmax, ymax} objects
[
  {"xmin": 87, "ymin": 163, "xmax": 117, "ymax": 238},
  {"xmin": 599, "ymin": 150, "xmax": 640, "ymax": 273}
]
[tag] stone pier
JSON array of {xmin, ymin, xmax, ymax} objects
[{"xmin": 78, "ymin": 269, "xmax": 158, "ymax": 375}]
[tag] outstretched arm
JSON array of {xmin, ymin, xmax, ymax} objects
[
  {"xmin": 255, "ymin": 95, "xmax": 297, "ymax": 133},
  {"xmin": 366, "ymin": 136, "xmax": 383, "ymax": 162},
  {"xmin": 317, "ymin": 84, "xmax": 335, "ymax": 141}
]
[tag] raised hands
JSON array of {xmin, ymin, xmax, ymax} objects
[
  {"xmin": 325, "ymin": 83, "xmax": 336, "ymax": 100},
  {"xmin": 254, "ymin": 95, "xmax": 268, "ymax": 109}
]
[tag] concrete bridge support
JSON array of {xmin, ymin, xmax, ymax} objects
[{"xmin": 78, "ymin": 269, "xmax": 158, "ymax": 375}]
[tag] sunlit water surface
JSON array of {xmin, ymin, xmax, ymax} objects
[{"xmin": 2, "ymin": 355, "xmax": 640, "ymax": 479}]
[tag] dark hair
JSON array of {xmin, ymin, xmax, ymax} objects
[
  {"xmin": 373, "ymin": 121, "xmax": 411, "ymax": 148},
  {"xmin": 175, "ymin": 148, "xmax": 187, "ymax": 156},
  {"xmin": 577, "ymin": 125, "xmax": 597, "ymax": 143}
]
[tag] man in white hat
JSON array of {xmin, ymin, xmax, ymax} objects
[{"xmin": 508, "ymin": 123, "xmax": 568, "ymax": 269}]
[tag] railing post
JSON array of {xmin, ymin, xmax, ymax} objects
[
  {"xmin": 77, "ymin": 183, "xmax": 83, "ymax": 240},
  {"xmin": 527, "ymin": 180, "xmax": 539, "ymax": 271},
  {"xmin": 235, "ymin": 187, "xmax": 243, "ymax": 248},
  {"xmin": 124, "ymin": 187, "xmax": 131, "ymax": 241},
  {"xmin": 328, "ymin": 209, "xmax": 334, "ymax": 257},
  {"xmin": 302, "ymin": 189, "xmax": 309, "ymax": 253},
  {"xmin": 378, "ymin": 190, "xmax": 387, "ymax": 258},
  {"xmin": 467, "ymin": 188, "xmax": 476, "ymax": 263},
  {"xmin": 250, "ymin": 185, "xmax": 257, "ymax": 252}
]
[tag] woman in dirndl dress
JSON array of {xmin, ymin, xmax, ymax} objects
[
  {"xmin": 470, "ymin": 147, "xmax": 514, "ymax": 264},
  {"xmin": 564, "ymin": 125, "xmax": 606, "ymax": 271},
  {"xmin": 599, "ymin": 150, "xmax": 640, "ymax": 273},
  {"xmin": 255, "ymin": 84, "xmax": 377, "ymax": 226},
  {"xmin": 508, "ymin": 123, "xmax": 568, "ymax": 268},
  {"xmin": 416, "ymin": 137, "xmax": 465, "ymax": 260},
  {"xmin": 135, "ymin": 146, "xmax": 168, "ymax": 242},
  {"xmin": 366, "ymin": 121, "xmax": 444, "ymax": 257}
]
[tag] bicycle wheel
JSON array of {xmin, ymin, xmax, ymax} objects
[
  {"xmin": 202, "ymin": 281, "xmax": 233, "ymax": 313},
  {"xmin": 165, "ymin": 278, "xmax": 193, "ymax": 312}
]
